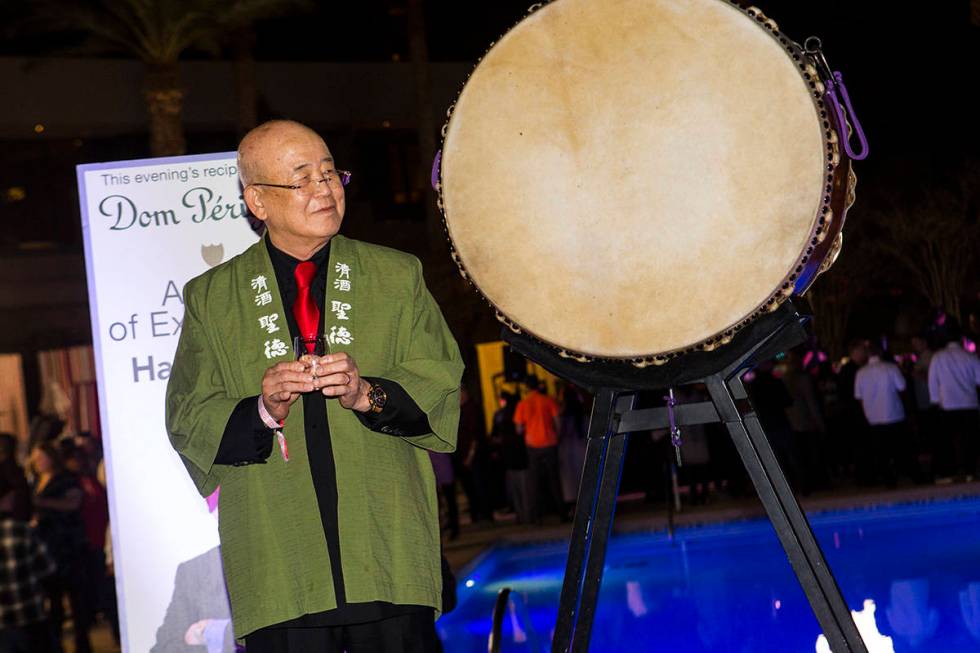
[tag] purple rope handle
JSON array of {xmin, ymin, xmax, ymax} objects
[
  {"xmin": 430, "ymin": 149, "xmax": 442, "ymax": 190},
  {"xmin": 825, "ymin": 72, "xmax": 868, "ymax": 161}
]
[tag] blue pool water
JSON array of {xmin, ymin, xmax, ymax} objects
[{"xmin": 437, "ymin": 498, "xmax": 980, "ymax": 652}]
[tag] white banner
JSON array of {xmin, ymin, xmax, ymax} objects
[{"xmin": 78, "ymin": 152, "xmax": 258, "ymax": 653}]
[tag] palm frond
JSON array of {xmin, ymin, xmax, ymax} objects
[{"xmin": 20, "ymin": 0, "xmax": 313, "ymax": 62}]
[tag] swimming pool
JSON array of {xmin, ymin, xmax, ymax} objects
[{"xmin": 437, "ymin": 498, "xmax": 980, "ymax": 652}]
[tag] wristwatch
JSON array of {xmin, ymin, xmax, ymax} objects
[{"xmin": 367, "ymin": 382, "xmax": 388, "ymax": 414}]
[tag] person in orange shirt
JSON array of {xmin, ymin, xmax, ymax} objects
[{"xmin": 513, "ymin": 377, "xmax": 569, "ymax": 523}]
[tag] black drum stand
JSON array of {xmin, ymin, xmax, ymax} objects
[{"xmin": 501, "ymin": 300, "xmax": 868, "ymax": 653}]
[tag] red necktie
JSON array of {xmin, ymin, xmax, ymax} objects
[{"xmin": 293, "ymin": 261, "xmax": 320, "ymax": 352}]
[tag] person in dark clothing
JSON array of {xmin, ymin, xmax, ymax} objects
[
  {"xmin": 0, "ymin": 434, "xmax": 31, "ymax": 522},
  {"xmin": 557, "ymin": 385, "xmax": 588, "ymax": 509},
  {"xmin": 0, "ymin": 460, "xmax": 57, "ymax": 653},
  {"xmin": 782, "ymin": 349, "xmax": 828, "ymax": 494},
  {"xmin": 746, "ymin": 360, "xmax": 799, "ymax": 488},
  {"xmin": 454, "ymin": 386, "xmax": 494, "ymax": 524},
  {"xmin": 429, "ymin": 451, "xmax": 459, "ymax": 540},
  {"xmin": 62, "ymin": 440, "xmax": 111, "ymax": 648},
  {"xmin": 30, "ymin": 441, "xmax": 92, "ymax": 653},
  {"xmin": 814, "ymin": 359, "xmax": 848, "ymax": 481},
  {"xmin": 838, "ymin": 340, "xmax": 870, "ymax": 481},
  {"xmin": 490, "ymin": 392, "xmax": 529, "ymax": 523},
  {"xmin": 909, "ymin": 334, "xmax": 937, "ymax": 481}
]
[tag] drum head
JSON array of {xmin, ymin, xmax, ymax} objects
[{"xmin": 440, "ymin": 0, "xmax": 828, "ymax": 360}]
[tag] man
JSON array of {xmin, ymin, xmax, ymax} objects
[
  {"xmin": 927, "ymin": 319, "xmax": 980, "ymax": 481},
  {"xmin": 490, "ymin": 392, "xmax": 528, "ymax": 524},
  {"xmin": 166, "ymin": 120, "xmax": 463, "ymax": 652},
  {"xmin": 513, "ymin": 376, "xmax": 568, "ymax": 523},
  {"xmin": 854, "ymin": 342, "xmax": 907, "ymax": 486},
  {"xmin": 746, "ymin": 360, "xmax": 797, "ymax": 487}
]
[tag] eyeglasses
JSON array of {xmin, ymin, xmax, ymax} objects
[{"xmin": 251, "ymin": 170, "xmax": 352, "ymax": 194}]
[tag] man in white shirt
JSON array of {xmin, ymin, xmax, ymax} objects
[
  {"xmin": 927, "ymin": 320, "xmax": 980, "ymax": 481},
  {"xmin": 854, "ymin": 342, "xmax": 907, "ymax": 486}
]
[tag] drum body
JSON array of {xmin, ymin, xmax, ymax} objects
[{"xmin": 439, "ymin": 0, "xmax": 856, "ymax": 365}]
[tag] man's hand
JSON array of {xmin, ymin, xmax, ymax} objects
[
  {"xmin": 314, "ymin": 352, "xmax": 371, "ymax": 412},
  {"xmin": 185, "ymin": 618, "xmax": 232, "ymax": 652},
  {"xmin": 261, "ymin": 361, "xmax": 315, "ymax": 422},
  {"xmin": 184, "ymin": 619, "xmax": 210, "ymax": 645}
]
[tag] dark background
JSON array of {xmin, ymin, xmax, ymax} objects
[{"xmin": 0, "ymin": 0, "xmax": 977, "ymax": 414}]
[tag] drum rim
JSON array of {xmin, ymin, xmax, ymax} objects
[{"xmin": 436, "ymin": 0, "xmax": 851, "ymax": 367}]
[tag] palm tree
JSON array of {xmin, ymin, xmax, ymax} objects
[
  {"xmin": 403, "ymin": 0, "xmax": 443, "ymax": 248},
  {"xmin": 30, "ymin": 0, "xmax": 310, "ymax": 156}
]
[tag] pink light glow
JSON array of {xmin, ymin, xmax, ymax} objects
[{"xmin": 207, "ymin": 487, "xmax": 221, "ymax": 513}]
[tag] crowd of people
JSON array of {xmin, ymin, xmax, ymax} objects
[
  {"xmin": 433, "ymin": 317, "xmax": 980, "ymax": 538},
  {"xmin": 429, "ymin": 376, "xmax": 590, "ymax": 538},
  {"xmin": 746, "ymin": 317, "xmax": 980, "ymax": 496},
  {"xmin": 0, "ymin": 428, "xmax": 113, "ymax": 653}
]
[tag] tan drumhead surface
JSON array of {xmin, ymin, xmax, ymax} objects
[{"xmin": 441, "ymin": 0, "xmax": 825, "ymax": 358}]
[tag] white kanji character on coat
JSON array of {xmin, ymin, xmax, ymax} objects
[
  {"xmin": 331, "ymin": 301, "xmax": 351, "ymax": 321},
  {"xmin": 258, "ymin": 314, "xmax": 280, "ymax": 334},
  {"xmin": 327, "ymin": 326, "xmax": 353, "ymax": 346},
  {"xmin": 250, "ymin": 275, "xmax": 268, "ymax": 292},
  {"xmin": 264, "ymin": 338, "xmax": 288, "ymax": 359}
]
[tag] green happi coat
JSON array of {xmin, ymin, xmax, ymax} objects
[{"xmin": 165, "ymin": 234, "xmax": 463, "ymax": 638}]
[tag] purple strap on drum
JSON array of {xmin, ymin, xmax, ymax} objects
[
  {"xmin": 825, "ymin": 72, "xmax": 868, "ymax": 160},
  {"xmin": 431, "ymin": 149, "xmax": 442, "ymax": 190}
]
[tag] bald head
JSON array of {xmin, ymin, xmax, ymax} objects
[
  {"xmin": 238, "ymin": 120, "xmax": 326, "ymax": 187},
  {"xmin": 238, "ymin": 120, "xmax": 346, "ymax": 259}
]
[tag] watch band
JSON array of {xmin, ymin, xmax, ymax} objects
[{"xmin": 367, "ymin": 382, "xmax": 388, "ymax": 414}]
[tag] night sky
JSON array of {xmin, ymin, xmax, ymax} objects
[
  {"xmin": 242, "ymin": 1, "xmax": 977, "ymax": 160},
  {"xmin": 3, "ymin": 0, "xmax": 975, "ymax": 160}
]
